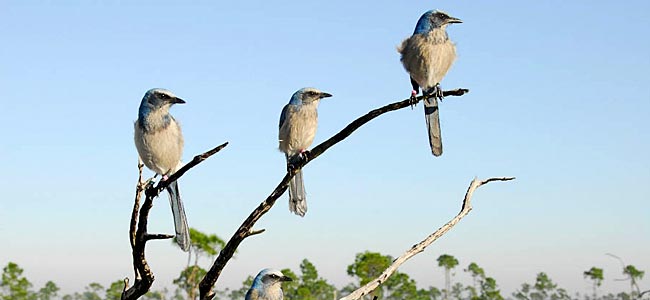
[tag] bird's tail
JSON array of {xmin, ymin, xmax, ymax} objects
[
  {"xmin": 288, "ymin": 169, "xmax": 307, "ymax": 217},
  {"xmin": 166, "ymin": 180, "xmax": 190, "ymax": 252},
  {"xmin": 424, "ymin": 97, "xmax": 443, "ymax": 156}
]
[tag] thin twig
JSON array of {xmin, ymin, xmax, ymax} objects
[
  {"xmin": 120, "ymin": 278, "xmax": 129, "ymax": 300},
  {"xmin": 145, "ymin": 233, "xmax": 175, "ymax": 241},
  {"xmin": 122, "ymin": 142, "xmax": 229, "ymax": 300},
  {"xmin": 198, "ymin": 89, "xmax": 469, "ymax": 300},
  {"xmin": 247, "ymin": 229, "xmax": 266, "ymax": 237},
  {"xmin": 338, "ymin": 177, "xmax": 514, "ymax": 300}
]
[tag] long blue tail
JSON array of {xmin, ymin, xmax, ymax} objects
[
  {"xmin": 166, "ymin": 180, "xmax": 190, "ymax": 251},
  {"xmin": 424, "ymin": 96, "xmax": 443, "ymax": 156},
  {"xmin": 288, "ymin": 169, "xmax": 307, "ymax": 217}
]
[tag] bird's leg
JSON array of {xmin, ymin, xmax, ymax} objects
[
  {"xmin": 423, "ymin": 84, "xmax": 444, "ymax": 102},
  {"xmin": 299, "ymin": 149, "xmax": 311, "ymax": 164},
  {"xmin": 409, "ymin": 90, "xmax": 418, "ymax": 108},
  {"xmin": 287, "ymin": 149, "xmax": 311, "ymax": 172},
  {"xmin": 433, "ymin": 83, "xmax": 444, "ymax": 101},
  {"xmin": 144, "ymin": 174, "xmax": 158, "ymax": 188},
  {"xmin": 409, "ymin": 77, "xmax": 420, "ymax": 108}
]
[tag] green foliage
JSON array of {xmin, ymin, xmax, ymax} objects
[
  {"xmin": 228, "ymin": 275, "xmax": 254, "ymax": 300},
  {"xmin": 623, "ymin": 265, "xmax": 645, "ymax": 297},
  {"xmin": 584, "ymin": 267, "xmax": 604, "ymax": 286},
  {"xmin": 437, "ymin": 254, "xmax": 459, "ymax": 300},
  {"xmin": 462, "ymin": 262, "xmax": 503, "ymax": 300},
  {"xmin": 282, "ymin": 259, "xmax": 337, "ymax": 300},
  {"xmin": 79, "ymin": 282, "xmax": 104, "ymax": 300},
  {"xmin": 36, "ymin": 281, "xmax": 59, "ymax": 300},
  {"xmin": 142, "ymin": 289, "xmax": 169, "ymax": 300},
  {"xmin": 346, "ymin": 252, "xmax": 440, "ymax": 300},
  {"xmin": 187, "ymin": 228, "xmax": 226, "ymax": 257},
  {"xmin": 623, "ymin": 265, "xmax": 644, "ymax": 281},
  {"xmin": 347, "ymin": 251, "xmax": 393, "ymax": 287},
  {"xmin": 174, "ymin": 265, "xmax": 207, "ymax": 300},
  {"xmin": 105, "ymin": 280, "xmax": 124, "ymax": 300},
  {"xmin": 346, "ymin": 251, "xmax": 393, "ymax": 299},
  {"xmin": 513, "ymin": 272, "xmax": 570, "ymax": 300},
  {"xmin": 584, "ymin": 267, "xmax": 604, "ymax": 300},
  {"xmin": 1, "ymin": 262, "xmax": 34, "ymax": 300},
  {"xmin": 2, "ymin": 257, "xmax": 648, "ymax": 300},
  {"xmin": 437, "ymin": 254, "xmax": 460, "ymax": 270}
]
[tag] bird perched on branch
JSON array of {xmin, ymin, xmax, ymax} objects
[
  {"xmin": 278, "ymin": 87, "xmax": 332, "ymax": 217},
  {"xmin": 245, "ymin": 268, "xmax": 293, "ymax": 300},
  {"xmin": 134, "ymin": 88, "xmax": 190, "ymax": 252},
  {"xmin": 398, "ymin": 10, "xmax": 462, "ymax": 156}
]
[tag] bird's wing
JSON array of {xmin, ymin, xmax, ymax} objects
[
  {"xmin": 279, "ymin": 104, "xmax": 290, "ymax": 129},
  {"xmin": 245, "ymin": 288, "xmax": 259, "ymax": 300}
]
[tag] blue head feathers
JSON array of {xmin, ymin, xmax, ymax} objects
[{"xmin": 413, "ymin": 10, "xmax": 462, "ymax": 34}]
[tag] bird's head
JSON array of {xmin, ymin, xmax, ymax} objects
[
  {"xmin": 141, "ymin": 88, "xmax": 186, "ymax": 111},
  {"xmin": 289, "ymin": 87, "xmax": 332, "ymax": 105},
  {"xmin": 414, "ymin": 10, "xmax": 462, "ymax": 34},
  {"xmin": 253, "ymin": 268, "xmax": 293, "ymax": 289}
]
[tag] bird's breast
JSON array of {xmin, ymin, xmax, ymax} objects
[
  {"xmin": 278, "ymin": 106, "xmax": 318, "ymax": 156},
  {"xmin": 134, "ymin": 119, "xmax": 184, "ymax": 175}
]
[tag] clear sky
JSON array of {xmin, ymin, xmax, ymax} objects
[{"xmin": 1, "ymin": 0, "xmax": 649, "ymax": 297}]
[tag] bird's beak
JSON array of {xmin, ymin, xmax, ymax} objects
[
  {"xmin": 319, "ymin": 92, "xmax": 333, "ymax": 99},
  {"xmin": 171, "ymin": 97, "xmax": 186, "ymax": 104},
  {"xmin": 447, "ymin": 17, "xmax": 462, "ymax": 24},
  {"xmin": 281, "ymin": 276, "xmax": 293, "ymax": 282}
]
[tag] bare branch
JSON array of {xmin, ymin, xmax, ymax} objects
[
  {"xmin": 122, "ymin": 142, "xmax": 229, "ymax": 300},
  {"xmin": 338, "ymin": 177, "xmax": 514, "ymax": 300},
  {"xmin": 247, "ymin": 229, "xmax": 266, "ymax": 237},
  {"xmin": 147, "ymin": 142, "xmax": 230, "ymax": 198},
  {"xmin": 198, "ymin": 89, "xmax": 469, "ymax": 300},
  {"xmin": 130, "ymin": 163, "xmax": 145, "ymax": 251},
  {"xmin": 145, "ymin": 233, "xmax": 175, "ymax": 241}
]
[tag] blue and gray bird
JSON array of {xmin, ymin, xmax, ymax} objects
[
  {"xmin": 245, "ymin": 268, "xmax": 293, "ymax": 300},
  {"xmin": 134, "ymin": 88, "xmax": 190, "ymax": 252},
  {"xmin": 278, "ymin": 87, "xmax": 332, "ymax": 217},
  {"xmin": 398, "ymin": 10, "xmax": 462, "ymax": 156}
]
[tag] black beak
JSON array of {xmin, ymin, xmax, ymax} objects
[
  {"xmin": 447, "ymin": 17, "xmax": 462, "ymax": 24},
  {"xmin": 171, "ymin": 97, "xmax": 186, "ymax": 104},
  {"xmin": 281, "ymin": 276, "xmax": 293, "ymax": 282},
  {"xmin": 319, "ymin": 92, "xmax": 333, "ymax": 99}
]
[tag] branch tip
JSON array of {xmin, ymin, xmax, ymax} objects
[{"xmin": 248, "ymin": 229, "xmax": 266, "ymax": 237}]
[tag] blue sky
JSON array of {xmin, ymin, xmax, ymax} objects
[{"xmin": 1, "ymin": 0, "xmax": 649, "ymax": 296}]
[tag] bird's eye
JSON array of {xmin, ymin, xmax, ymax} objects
[
  {"xmin": 159, "ymin": 93, "xmax": 170, "ymax": 99},
  {"xmin": 270, "ymin": 274, "xmax": 278, "ymax": 278},
  {"xmin": 308, "ymin": 91, "xmax": 317, "ymax": 96}
]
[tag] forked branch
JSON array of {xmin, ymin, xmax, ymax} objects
[{"xmin": 122, "ymin": 142, "xmax": 229, "ymax": 300}]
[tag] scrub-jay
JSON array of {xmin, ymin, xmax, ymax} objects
[
  {"xmin": 134, "ymin": 88, "xmax": 190, "ymax": 252},
  {"xmin": 278, "ymin": 87, "xmax": 332, "ymax": 217},
  {"xmin": 398, "ymin": 10, "xmax": 462, "ymax": 156},
  {"xmin": 245, "ymin": 268, "xmax": 293, "ymax": 300}
]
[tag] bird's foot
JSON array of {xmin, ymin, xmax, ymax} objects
[
  {"xmin": 409, "ymin": 90, "xmax": 418, "ymax": 109},
  {"xmin": 434, "ymin": 84, "xmax": 444, "ymax": 101},
  {"xmin": 143, "ymin": 175, "xmax": 157, "ymax": 187},
  {"xmin": 145, "ymin": 178, "xmax": 156, "ymax": 189},
  {"xmin": 299, "ymin": 149, "xmax": 311, "ymax": 164},
  {"xmin": 287, "ymin": 150, "xmax": 310, "ymax": 171},
  {"xmin": 424, "ymin": 85, "xmax": 444, "ymax": 102}
]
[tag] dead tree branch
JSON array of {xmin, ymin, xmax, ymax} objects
[
  {"xmin": 122, "ymin": 142, "xmax": 229, "ymax": 300},
  {"xmin": 339, "ymin": 176, "xmax": 515, "ymax": 300},
  {"xmin": 198, "ymin": 89, "xmax": 469, "ymax": 300}
]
